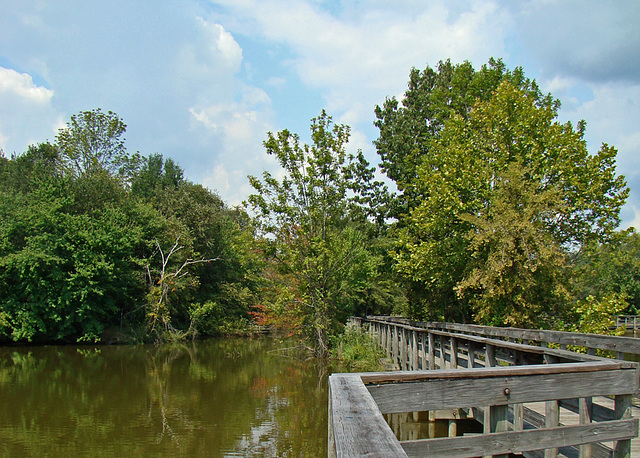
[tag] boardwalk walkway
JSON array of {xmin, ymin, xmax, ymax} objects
[{"xmin": 329, "ymin": 316, "xmax": 640, "ymax": 457}]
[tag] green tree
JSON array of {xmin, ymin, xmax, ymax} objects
[
  {"xmin": 392, "ymin": 81, "xmax": 628, "ymax": 326},
  {"xmin": 374, "ymin": 58, "xmax": 552, "ymax": 219},
  {"xmin": 572, "ymin": 229, "xmax": 640, "ymax": 314},
  {"xmin": 247, "ymin": 111, "xmax": 385, "ymax": 356},
  {"xmin": 56, "ymin": 108, "xmax": 140, "ymax": 180},
  {"xmin": 0, "ymin": 180, "xmax": 153, "ymax": 342},
  {"xmin": 131, "ymin": 153, "xmax": 184, "ymax": 199}
]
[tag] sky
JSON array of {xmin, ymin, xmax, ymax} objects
[{"xmin": 1, "ymin": 0, "xmax": 640, "ymax": 228}]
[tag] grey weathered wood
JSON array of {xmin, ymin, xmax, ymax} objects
[
  {"xmin": 486, "ymin": 343, "xmax": 496, "ymax": 367},
  {"xmin": 513, "ymin": 403, "xmax": 524, "ymax": 431},
  {"xmin": 579, "ymin": 397, "xmax": 593, "ymax": 458},
  {"xmin": 428, "ymin": 332, "xmax": 435, "ymax": 370},
  {"xmin": 342, "ymin": 317, "xmax": 640, "ymax": 458},
  {"xmin": 400, "ymin": 419, "xmax": 639, "ymax": 458},
  {"xmin": 614, "ymin": 394, "xmax": 633, "ymax": 458},
  {"xmin": 360, "ymin": 361, "xmax": 622, "ymax": 383},
  {"xmin": 366, "ymin": 316, "xmax": 640, "ymax": 355},
  {"xmin": 544, "ymin": 400, "xmax": 559, "ymax": 457},
  {"xmin": 451, "ymin": 336, "xmax": 458, "ymax": 369},
  {"xmin": 329, "ymin": 374, "xmax": 408, "ymax": 457},
  {"xmin": 411, "ymin": 329, "xmax": 420, "ymax": 371},
  {"xmin": 366, "ymin": 367, "xmax": 636, "ymax": 414}
]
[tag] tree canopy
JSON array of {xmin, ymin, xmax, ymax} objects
[
  {"xmin": 0, "ymin": 111, "xmax": 261, "ymax": 343},
  {"xmin": 378, "ymin": 61, "xmax": 628, "ymax": 327}
]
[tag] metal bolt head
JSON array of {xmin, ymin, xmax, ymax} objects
[{"xmin": 504, "ymin": 388, "xmax": 511, "ymax": 396}]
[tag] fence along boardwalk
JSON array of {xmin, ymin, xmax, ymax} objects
[{"xmin": 329, "ymin": 316, "xmax": 640, "ymax": 458}]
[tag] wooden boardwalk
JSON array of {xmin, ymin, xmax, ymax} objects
[{"xmin": 329, "ymin": 317, "xmax": 640, "ymax": 457}]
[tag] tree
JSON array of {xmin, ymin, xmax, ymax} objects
[
  {"xmin": 392, "ymin": 80, "xmax": 628, "ymax": 326},
  {"xmin": 374, "ymin": 58, "xmax": 553, "ymax": 220},
  {"xmin": 56, "ymin": 108, "xmax": 140, "ymax": 180},
  {"xmin": 131, "ymin": 153, "xmax": 184, "ymax": 199},
  {"xmin": 247, "ymin": 111, "xmax": 386, "ymax": 356},
  {"xmin": 572, "ymin": 229, "xmax": 640, "ymax": 314}
]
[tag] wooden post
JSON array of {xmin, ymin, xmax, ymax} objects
[
  {"xmin": 513, "ymin": 403, "xmax": 524, "ymax": 431},
  {"xmin": 450, "ymin": 336, "xmax": 458, "ymax": 369},
  {"xmin": 614, "ymin": 394, "xmax": 633, "ymax": 458},
  {"xmin": 486, "ymin": 343, "xmax": 496, "ymax": 367},
  {"xmin": 486, "ymin": 404, "xmax": 509, "ymax": 458},
  {"xmin": 428, "ymin": 332, "xmax": 436, "ymax": 370},
  {"xmin": 545, "ymin": 400, "xmax": 559, "ymax": 458},
  {"xmin": 468, "ymin": 341, "xmax": 476, "ymax": 368},
  {"xmin": 412, "ymin": 330, "xmax": 418, "ymax": 371},
  {"xmin": 400, "ymin": 328, "xmax": 407, "ymax": 370},
  {"xmin": 579, "ymin": 397, "xmax": 592, "ymax": 458},
  {"xmin": 421, "ymin": 332, "xmax": 427, "ymax": 370}
]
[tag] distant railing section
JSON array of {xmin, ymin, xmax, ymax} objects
[
  {"xmin": 358, "ymin": 315, "xmax": 640, "ymax": 361},
  {"xmin": 616, "ymin": 315, "xmax": 640, "ymax": 331}
]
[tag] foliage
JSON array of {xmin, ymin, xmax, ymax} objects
[
  {"xmin": 0, "ymin": 109, "xmax": 261, "ymax": 343},
  {"xmin": 247, "ymin": 110, "xmax": 389, "ymax": 356},
  {"xmin": 388, "ymin": 76, "xmax": 628, "ymax": 326},
  {"xmin": 0, "ymin": 182, "xmax": 150, "ymax": 342},
  {"xmin": 567, "ymin": 294, "xmax": 627, "ymax": 336},
  {"xmin": 330, "ymin": 324, "xmax": 385, "ymax": 371},
  {"xmin": 374, "ymin": 57, "xmax": 552, "ymax": 220},
  {"xmin": 571, "ymin": 229, "xmax": 640, "ymax": 314},
  {"xmin": 56, "ymin": 108, "xmax": 141, "ymax": 181}
]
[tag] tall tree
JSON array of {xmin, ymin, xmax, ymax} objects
[
  {"xmin": 56, "ymin": 108, "xmax": 140, "ymax": 180},
  {"xmin": 392, "ymin": 80, "xmax": 628, "ymax": 326},
  {"xmin": 374, "ymin": 58, "xmax": 552, "ymax": 220},
  {"xmin": 247, "ymin": 111, "xmax": 386, "ymax": 356}
]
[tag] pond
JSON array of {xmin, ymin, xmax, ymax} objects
[{"xmin": 0, "ymin": 338, "xmax": 336, "ymax": 457}]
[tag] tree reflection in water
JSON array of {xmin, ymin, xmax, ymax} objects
[{"xmin": 0, "ymin": 338, "xmax": 335, "ymax": 457}]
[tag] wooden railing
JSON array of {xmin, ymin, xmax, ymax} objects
[
  {"xmin": 329, "ymin": 317, "xmax": 640, "ymax": 457},
  {"xmin": 616, "ymin": 315, "xmax": 640, "ymax": 330},
  {"xmin": 329, "ymin": 363, "xmax": 638, "ymax": 457},
  {"xmin": 362, "ymin": 316, "xmax": 640, "ymax": 361}
]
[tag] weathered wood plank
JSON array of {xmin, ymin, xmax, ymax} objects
[
  {"xmin": 329, "ymin": 374, "xmax": 408, "ymax": 457},
  {"xmin": 400, "ymin": 419, "xmax": 639, "ymax": 458},
  {"xmin": 359, "ymin": 361, "xmax": 621, "ymax": 384},
  {"xmin": 367, "ymin": 369, "xmax": 636, "ymax": 414}
]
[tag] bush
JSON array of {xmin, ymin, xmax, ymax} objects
[{"xmin": 331, "ymin": 325, "xmax": 385, "ymax": 371}]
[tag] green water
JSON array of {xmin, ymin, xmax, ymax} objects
[{"xmin": 0, "ymin": 338, "xmax": 333, "ymax": 457}]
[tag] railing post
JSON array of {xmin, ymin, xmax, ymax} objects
[
  {"xmin": 545, "ymin": 400, "xmax": 559, "ymax": 458},
  {"xmin": 468, "ymin": 341, "xmax": 476, "ymax": 368},
  {"xmin": 614, "ymin": 394, "xmax": 633, "ymax": 458},
  {"xmin": 579, "ymin": 397, "xmax": 593, "ymax": 458},
  {"xmin": 486, "ymin": 343, "xmax": 496, "ymax": 367},
  {"xmin": 428, "ymin": 332, "xmax": 435, "ymax": 370},
  {"xmin": 411, "ymin": 329, "xmax": 419, "ymax": 371},
  {"xmin": 450, "ymin": 336, "xmax": 458, "ymax": 369}
]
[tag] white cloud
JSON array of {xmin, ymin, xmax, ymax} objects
[
  {"xmin": 209, "ymin": 0, "xmax": 510, "ymax": 121},
  {"xmin": 0, "ymin": 67, "xmax": 60, "ymax": 154}
]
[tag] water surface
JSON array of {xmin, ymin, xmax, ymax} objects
[{"xmin": 0, "ymin": 338, "xmax": 332, "ymax": 457}]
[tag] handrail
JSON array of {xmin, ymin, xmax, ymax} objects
[{"xmin": 363, "ymin": 315, "xmax": 640, "ymax": 357}]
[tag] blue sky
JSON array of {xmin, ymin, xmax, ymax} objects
[{"xmin": 1, "ymin": 0, "xmax": 640, "ymax": 228}]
